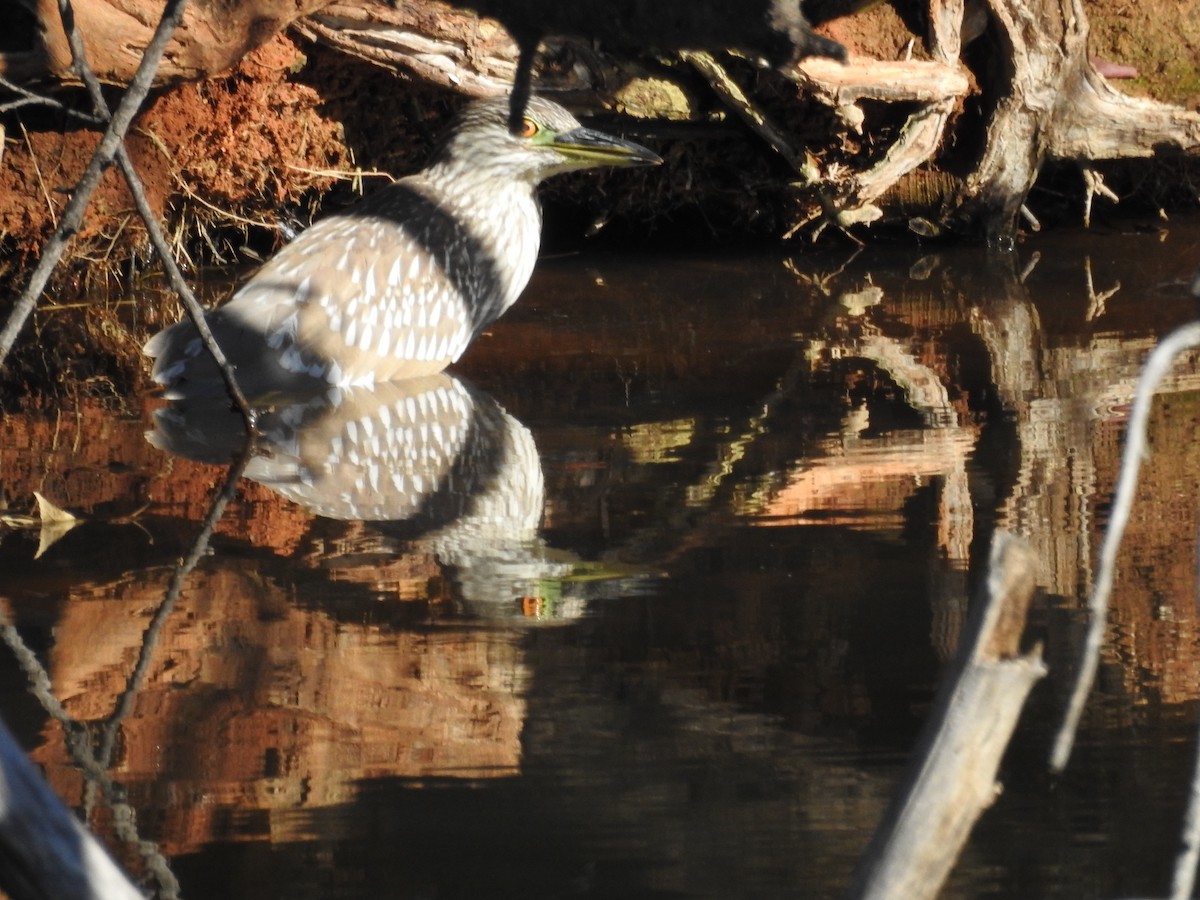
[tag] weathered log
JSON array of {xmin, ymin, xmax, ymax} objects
[
  {"xmin": 292, "ymin": 0, "xmax": 523, "ymax": 98},
  {"xmin": 942, "ymin": 0, "xmax": 1200, "ymax": 243},
  {"xmin": 847, "ymin": 532, "xmax": 1045, "ymax": 900},
  {"xmin": 431, "ymin": 0, "xmax": 844, "ymax": 126},
  {"xmin": 4, "ymin": 0, "xmax": 844, "ymax": 86},
  {"xmin": 3, "ymin": 0, "xmax": 330, "ymax": 84},
  {"xmin": 3, "ymin": 0, "xmax": 1200, "ymax": 268}
]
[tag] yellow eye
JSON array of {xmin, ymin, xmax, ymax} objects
[{"xmin": 516, "ymin": 117, "xmax": 539, "ymax": 138}]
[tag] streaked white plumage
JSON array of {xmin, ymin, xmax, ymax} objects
[{"xmin": 144, "ymin": 95, "xmax": 659, "ymax": 400}]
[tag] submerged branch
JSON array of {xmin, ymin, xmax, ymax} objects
[{"xmin": 1172, "ymin": 532, "xmax": 1200, "ymax": 899}]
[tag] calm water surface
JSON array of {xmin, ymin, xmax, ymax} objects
[{"xmin": 4, "ymin": 221, "xmax": 1200, "ymax": 898}]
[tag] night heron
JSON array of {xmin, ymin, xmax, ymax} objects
[{"xmin": 144, "ymin": 95, "xmax": 660, "ymax": 399}]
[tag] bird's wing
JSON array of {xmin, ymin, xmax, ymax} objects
[{"xmin": 227, "ymin": 181, "xmax": 496, "ymax": 385}]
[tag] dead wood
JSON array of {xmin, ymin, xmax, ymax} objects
[
  {"xmin": 292, "ymin": 0, "xmax": 523, "ymax": 97},
  {"xmin": 847, "ymin": 531, "xmax": 1045, "ymax": 900},
  {"xmin": 943, "ymin": 0, "xmax": 1200, "ymax": 243},
  {"xmin": 3, "ymin": 0, "xmax": 330, "ymax": 84},
  {"xmin": 298, "ymin": 0, "xmax": 1200, "ymax": 243}
]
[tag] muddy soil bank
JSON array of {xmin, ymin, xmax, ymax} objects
[{"xmin": 0, "ymin": 2, "xmax": 1197, "ymax": 276}]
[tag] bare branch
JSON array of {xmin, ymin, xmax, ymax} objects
[
  {"xmin": 1171, "ymin": 525, "xmax": 1200, "ymax": 898},
  {"xmin": 0, "ymin": 75, "xmax": 104, "ymax": 124},
  {"xmin": 51, "ymin": 0, "xmax": 257, "ymax": 426},
  {"xmin": 0, "ymin": 0, "xmax": 189, "ymax": 369}
]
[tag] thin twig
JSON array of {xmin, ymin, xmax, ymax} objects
[
  {"xmin": 1050, "ymin": 320, "xmax": 1200, "ymax": 771},
  {"xmin": 17, "ymin": 119, "xmax": 58, "ymax": 228},
  {"xmin": 51, "ymin": 0, "xmax": 258, "ymax": 429},
  {"xmin": 0, "ymin": 0, "xmax": 184, "ymax": 366},
  {"xmin": 0, "ymin": 75, "xmax": 105, "ymax": 124}
]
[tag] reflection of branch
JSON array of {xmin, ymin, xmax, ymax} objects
[
  {"xmin": 0, "ymin": 613, "xmax": 175, "ymax": 898},
  {"xmin": 1050, "ymin": 321, "xmax": 1200, "ymax": 772},
  {"xmin": 0, "ymin": 438, "xmax": 253, "ymax": 899},
  {"xmin": 609, "ymin": 277, "xmax": 970, "ymax": 566},
  {"xmin": 1083, "ymin": 255, "xmax": 1120, "ymax": 322},
  {"xmin": 0, "ymin": 717, "xmax": 143, "ymax": 900},
  {"xmin": 51, "ymin": 0, "xmax": 256, "ymax": 429},
  {"xmin": 100, "ymin": 442, "xmax": 254, "ymax": 763}
]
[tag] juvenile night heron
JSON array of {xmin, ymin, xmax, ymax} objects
[{"xmin": 144, "ymin": 95, "xmax": 660, "ymax": 399}]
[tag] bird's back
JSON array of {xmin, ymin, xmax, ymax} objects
[{"xmin": 145, "ymin": 172, "xmax": 541, "ymax": 399}]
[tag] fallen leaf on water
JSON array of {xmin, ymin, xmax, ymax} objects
[
  {"xmin": 34, "ymin": 492, "xmax": 78, "ymax": 526},
  {"xmin": 32, "ymin": 492, "xmax": 82, "ymax": 559}
]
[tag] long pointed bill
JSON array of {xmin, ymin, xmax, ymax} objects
[{"xmin": 552, "ymin": 126, "xmax": 662, "ymax": 168}]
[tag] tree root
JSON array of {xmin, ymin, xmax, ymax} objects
[{"xmin": 3, "ymin": 0, "xmax": 1200, "ymax": 260}]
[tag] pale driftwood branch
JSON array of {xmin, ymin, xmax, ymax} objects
[
  {"xmin": 1051, "ymin": 321, "xmax": 1200, "ymax": 771},
  {"xmin": 54, "ymin": 0, "xmax": 257, "ymax": 425},
  {"xmin": 942, "ymin": 0, "xmax": 1083, "ymax": 244},
  {"xmin": 0, "ymin": 0, "xmax": 189, "ymax": 370},
  {"xmin": 0, "ymin": 717, "xmax": 144, "ymax": 900},
  {"xmin": 1171, "ymin": 529, "xmax": 1200, "ymax": 900},
  {"xmin": 293, "ymin": 1, "xmax": 520, "ymax": 97},
  {"xmin": 788, "ymin": 56, "xmax": 970, "ymax": 231},
  {"xmin": 847, "ymin": 96, "xmax": 958, "ymax": 216},
  {"xmin": 927, "ymin": 0, "xmax": 965, "ymax": 65},
  {"xmin": 943, "ymin": 0, "xmax": 1200, "ymax": 240},
  {"xmin": 1049, "ymin": 63, "xmax": 1200, "ymax": 162},
  {"xmin": 847, "ymin": 532, "xmax": 1045, "ymax": 900},
  {"xmin": 794, "ymin": 56, "xmax": 969, "ymax": 108}
]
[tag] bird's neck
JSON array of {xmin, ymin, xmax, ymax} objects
[{"xmin": 419, "ymin": 162, "xmax": 544, "ymax": 313}]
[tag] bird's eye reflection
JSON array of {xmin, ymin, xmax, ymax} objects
[{"xmin": 516, "ymin": 117, "xmax": 539, "ymax": 138}]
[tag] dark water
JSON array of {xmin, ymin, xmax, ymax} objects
[{"xmin": 4, "ymin": 220, "xmax": 1200, "ymax": 898}]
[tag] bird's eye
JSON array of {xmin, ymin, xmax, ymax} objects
[{"xmin": 516, "ymin": 117, "xmax": 539, "ymax": 138}]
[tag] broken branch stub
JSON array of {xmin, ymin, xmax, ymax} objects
[{"xmin": 847, "ymin": 532, "xmax": 1045, "ymax": 900}]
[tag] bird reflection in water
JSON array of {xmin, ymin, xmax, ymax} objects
[
  {"xmin": 147, "ymin": 377, "xmax": 608, "ymax": 620},
  {"xmin": 143, "ymin": 94, "xmax": 658, "ymax": 615}
]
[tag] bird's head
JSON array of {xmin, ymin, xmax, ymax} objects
[{"xmin": 436, "ymin": 95, "xmax": 662, "ymax": 185}]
